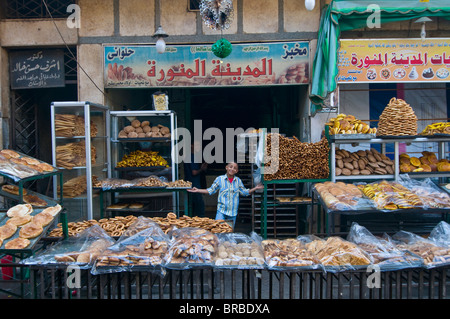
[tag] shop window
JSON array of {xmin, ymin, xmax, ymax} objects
[
  {"xmin": 188, "ymin": 0, "xmax": 201, "ymax": 11},
  {"xmin": 4, "ymin": 0, "xmax": 74, "ymax": 19}
]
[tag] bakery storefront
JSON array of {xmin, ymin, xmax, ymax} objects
[{"xmin": 102, "ymin": 41, "xmax": 311, "ymax": 236}]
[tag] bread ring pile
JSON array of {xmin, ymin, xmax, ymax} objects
[
  {"xmin": 377, "ymin": 97, "xmax": 418, "ymax": 136},
  {"xmin": 48, "ymin": 213, "xmax": 233, "ymax": 238}
]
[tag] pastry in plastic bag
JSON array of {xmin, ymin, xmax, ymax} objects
[
  {"xmin": 165, "ymin": 227, "xmax": 218, "ymax": 265},
  {"xmin": 262, "ymin": 238, "xmax": 320, "ymax": 268},
  {"xmin": 215, "ymin": 233, "xmax": 264, "ymax": 267},
  {"xmin": 305, "ymin": 236, "xmax": 372, "ymax": 268}
]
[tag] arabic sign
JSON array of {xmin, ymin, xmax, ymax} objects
[
  {"xmin": 10, "ymin": 49, "xmax": 65, "ymax": 89},
  {"xmin": 338, "ymin": 39, "xmax": 450, "ymax": 83},
  {"xmin": 104, "ymin": 41, "xmax": 309, "ymax": 88}
]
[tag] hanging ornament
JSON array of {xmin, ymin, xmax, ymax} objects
[
  {"xmin": 212, "ymin": 38, "xmax": 233, "ymax": 59},
  {"xmin": 199, "ymin": 0, "xmax": 234, "ymax": 31}
]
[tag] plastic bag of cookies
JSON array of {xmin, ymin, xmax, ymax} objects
[
  {"xmin": 261, "ymin": 237, "xmax": 322, "ymax": 270},
  {"xmin": 214, "ymin": 232, "xmax": 264, "ymax": 269},
  {"xmin": 302, "ymin": 235, "xmax": 372, "ymax": 272},
  {"xmin": 391, "ymin": 230, "xmax": 450, "ymax": 269},
  {"xmin": 347, "ymin": 223, "xmax": 423, "ymax": 271},
  {"xmin": 164, "ymin": 227, "xmax": 219, "ymax": 268},
  {"xmin": 91, "ymin": 223, "xmax": 169, "ymax": 275}
]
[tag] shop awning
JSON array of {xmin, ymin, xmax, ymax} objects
[{"xmin": 310, "ymin": 0, "xmax": 450, "ymax": 114}]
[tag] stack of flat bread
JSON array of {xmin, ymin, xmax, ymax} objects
[{"xmin": 0, "ymin": 203, "xmax": 62, "ymax": 249}]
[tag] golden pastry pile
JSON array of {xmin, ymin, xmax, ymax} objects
[
  {"xmin": 335, "ymin": 148, "xmax": 394, "ymax": 176},
  {"xmin": 118, "ymin": 120, "xmax": 170, "ymax": 139},
  {"xmin": 116, "ymin": 150, "xmax": 168, "ymax": 168},
  {"xmin": 377, "ymin": 97, "xmax": 418, "ymax": 136},
  {"xmin": 325, "ymin": 114, "xmax": 376, "ymax": 135},
  {"xmin": 399, "ymin": 152, "xmax": 450, "ymax": 173},
  {"xmin": 264, "ymin": 133, "xmax": 329, "ymax": 180},
  {"xmin": 359, "ymin": 180, "xmax": 423, "ymax": 210},
  {"xmin": 55, "ymin": 114, "xmax": 98, "ymax": 137},
  {"xmin": 420, "ymin": 122, "xmax": 450, "ymax": 136}
]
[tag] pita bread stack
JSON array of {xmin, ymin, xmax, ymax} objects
[{"xmin": 377, "ymin": 97, "xmax": 418, "ymax": 136}]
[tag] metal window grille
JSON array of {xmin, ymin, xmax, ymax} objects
[{"xmin": 5, "ymin": 0, "xmax": 74, "ymax": 19}]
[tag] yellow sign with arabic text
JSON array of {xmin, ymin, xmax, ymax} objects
[{"xmin": 338, "ymin": 39, "xmax": 450, "ymax": 83}]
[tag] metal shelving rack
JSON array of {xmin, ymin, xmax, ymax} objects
[
  {"xmin": 50, "ymin": 101, "xmax": 110, "ymax": 221},
  {"xmin": 106, "ymin": 110, "xmax": 181, "ymax": 216},
  {"xmin": 259, "ymin": 129, "xmax": 332, "ymax": 239},
  {"xmin": 330, "ymin": 134, "xmax": 450, "ymax": 182}
]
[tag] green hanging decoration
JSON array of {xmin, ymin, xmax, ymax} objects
[{"xmin": 212, "ymin": 38, "xmax": 232, "ymax": 59}]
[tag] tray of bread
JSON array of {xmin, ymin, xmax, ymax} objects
[
  {"xmin": 0, "ymin": 184, "xmax": 58, "ymax": 207},
  {"xmin": 0, "ymin": 203, "xmax": 62, "ymax": 252},
  {"xmin": 0, "ymin": 149, "xmax": 57, "ymax": 181},
  {"xmin": 106, "ymin": 202, "xmax": 147, "ymax": 211}
]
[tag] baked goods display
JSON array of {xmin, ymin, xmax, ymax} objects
[
  {"xmin": 264, "ymin": 133, "xmax": 329, "ymax": 180},
  {"xmin": 19, "ymin": 222, "xmax": 44, "ymax": 239},
  {"xmin": 0, "ymin": 223, "xmax": 18, "ymax": 240},
  {"xmin": 314, "ymin": 181, "xmax": 365, "ymax": 211},
  {"xmin": 261, "ymin": 238, "xmax": 321, "ymax": 268},
  {"xmin": 377, "ymin": 97, "xmax": 418, "ymax": 136},
  {"xmin": 2, "ymin": 185, "xmax": 28, "ymax": 196},
  {"xmin": 5, "ymin": 238, "xmax": 31, "ymax": 250},
  {"xmin": 23, "ymin": 194, "xmax": 48, "ymax": 207},
  {"xmin": 347, "ymin": 223, "xmax": 422, "ymax": 269},
  {"xmin": 23, "ymin": 226, "xmax": 115, "ymax": 266},
  {"xmin": 116, "ymin": 150, "xmax": 168, "ymax": 168},
  {"xmin": 55, "ymin": 114, "xmax": 98, "ymax": 137},
  {"xmin": 325, "ymin": 113, "xmax": 376, "ymax": 135},
  {"xmin": 165, "ymin": 179, "xmax": 192, "ymax": 188},
  {"xmin": 275, "ymin": 196, "xmax": 311, "ymax": 204},
  {"xmin": 6, "ymin": 204, "xmax": 33, "ymax": 218},
  {"xmin": 56, "ymin": 141, "xmax": 96, "ymax": 169},
  {"xmin": 215, "ymin": 233, "xmax": 264, "ymax": 267},
  {"xmin": 0, "ymin": 149, "xmax": 56, "ymax": 179},
  {"xmin": 392, "ymin": 230, "xmax": 450, "ymax": 268},
  {"xmin": 47, "ymin": 213, "xmax": 233, "ymax": 238},
  {"xmin": 165, "ymin": 228, "xmax": 219, "ymax": 265},
  {"xmin": 134, "ymin": 176, "xmax": 167, "ymax": 187},
  {"xmin": 359, "ymin": 180, "xmax": 423, "ymax": 210},
  {"xmin": 399, "ymin": 152, "xmax": 450, "ymax": 173},
  {"xmin": 118, "ymin": 120, "xmax": 171, "ymax": 139},
  {"xmin": 58, "ymin": 175, "xmax": 100, "ymax": 198},
  {"xmin": 334, "ymin": 148, "xmax": 395, "ymax": 176},
  {"xmin": 304, "ymin": 236, "xmax": 372, "ymax": 267},
  {"xmin": 93, "ymin": 225, "xmax": 169, "ymax": 272},
  {"xmin": 420, "ymin": 122, "xmax": 450, "ymax": 136}
]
